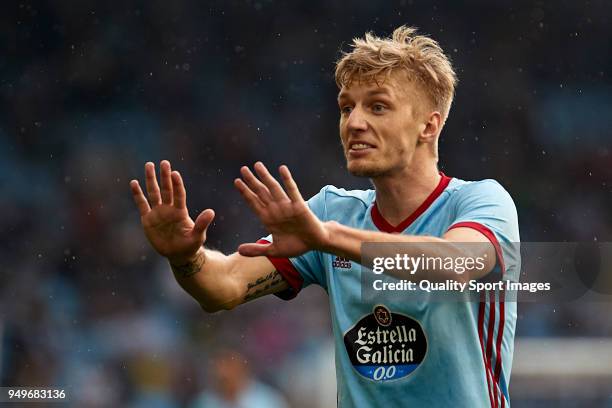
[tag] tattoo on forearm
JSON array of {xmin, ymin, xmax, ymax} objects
[
  {"xmin": 170, "ymin": 251, "xmax": 206, "ymax": 278},
  {"xmin": 244, "ymin": 270, "xmax": 284, "ymax": 302}
]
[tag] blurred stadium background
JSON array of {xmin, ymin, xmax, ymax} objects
[{"xmin": 1, "ymin": 1, "xmax": 611, "ymax": 407}]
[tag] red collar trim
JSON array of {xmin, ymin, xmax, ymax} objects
[{"xmin": 371, "ymin": 172, "xmax": 452, "ymax": 233}]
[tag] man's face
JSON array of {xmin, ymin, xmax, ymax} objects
[{"xmin": 337, "ymin": 71, "xmax": 429, "ymax": 178}]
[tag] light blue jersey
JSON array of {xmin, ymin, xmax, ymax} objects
[{"xmin": 262, "ymin": 174, "xmax": 520, "ymax": 407}]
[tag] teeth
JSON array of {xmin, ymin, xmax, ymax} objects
[{"xmin": 351, "ymin": 143, "xmax": 372, "ymax": 150}]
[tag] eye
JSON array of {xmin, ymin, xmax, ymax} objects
[
  {"xmin": 372, "ymin": 103, "xmax": 387, "ymax": 114},
  {"xmin": 340, "ymin": 105, "xmax": 353, "ymax": 115}
]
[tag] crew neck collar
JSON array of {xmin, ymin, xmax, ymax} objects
[{"xmin": 371, "ymin": 172, "xmax": 452, "ymax": 233}]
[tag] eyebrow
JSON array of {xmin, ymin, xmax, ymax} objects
[
  {"xmin": 337, "ymin": 88, "xmax": 393, "ymax": 101},
  {"xmin": 366, "ymin": 89, "xmax": 393, "ymax": 97}
]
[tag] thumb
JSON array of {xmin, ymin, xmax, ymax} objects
[
  {"xmin": 238, "ymin": 242, "xmax": 274, "ymax": 257},
  {"xmin": 193, "ymin": 209, "xmax": 215, "ymax": 239}
]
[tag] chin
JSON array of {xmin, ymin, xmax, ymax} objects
[{"xmin": 347, "ymin": 161, "xmax": 390, "ymax": 178}]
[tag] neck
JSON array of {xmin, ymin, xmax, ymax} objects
[{"xmin": 372, "ymin": 160, "xmax": 441, "ymax": 227}]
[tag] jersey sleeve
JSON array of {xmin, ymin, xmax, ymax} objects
[
  {"xmin": 258, "ymin": 186, "xmax": 329, "ymax": 300},
  {"xmin": 446, "ymin": 180, "xmax": 520, "ymax": 280}
]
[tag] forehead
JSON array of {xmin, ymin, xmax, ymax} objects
[{"xmin": 337, "ymin": 71, "xmax": 417, "ymax": 101}]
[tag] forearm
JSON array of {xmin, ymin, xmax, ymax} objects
[
  {"xmin": 169, "ymin": 247, "xmax": 241, "ymax": 312},
  {"xmin": 321, "ymin": 221, "xmax": 490, "ymax": 282}
]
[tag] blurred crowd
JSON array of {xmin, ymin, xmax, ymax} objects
[{"xmin": 1, "ymin": 1, "xmax": 611, "ymax": 406}]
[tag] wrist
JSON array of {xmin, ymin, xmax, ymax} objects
[
  {"xmin": 319, "ymin": 221, "xmax": 340, "ymax": 253},
  {"xmin": 168, "ymin": 247, "xmax": 206, "ymax": 271}
]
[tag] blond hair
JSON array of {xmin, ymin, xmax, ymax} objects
[{"xmin": 335, "ymin": 26, "xmax": 457, "ymax": 121}]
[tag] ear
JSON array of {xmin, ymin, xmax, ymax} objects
[{"xmin": 418, "ymin": 111, "xmax": 442, "ymax": 144}]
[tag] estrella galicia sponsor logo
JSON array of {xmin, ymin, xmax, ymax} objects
[
  {"xmin": 333, "ymin": 256, "xmax": 352, "ymax": 269},
  {"xmin": 343, "ymin": 305, "xmax": 427, "ymax": 381}
]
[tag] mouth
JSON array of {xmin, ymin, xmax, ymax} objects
[{"xmin": 348, "ymin": 142, "xmax": 376, "ymax": 157}]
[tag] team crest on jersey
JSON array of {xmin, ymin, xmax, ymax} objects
[
  {"xmin": 374, "ymin": 305, "xmax": 391, "ymax": 326},
  {"xmin": 332, "ymin": 256, "xmax": 352, "ymax": 269},
  {"xmin": 343, "ymin": 305, "xmax": 427, "ymax": 381}
]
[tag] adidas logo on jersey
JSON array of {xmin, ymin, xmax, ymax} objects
[{"xmin": 333, "ymin": 256, "xmax": 352, "ymax": 269}]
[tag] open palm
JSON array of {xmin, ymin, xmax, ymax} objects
[
  {"xmin": 130, "ymin": 161, "xmax": 214, "ymax": 265},
  {"xmin": 234, "ymin": 162, "xmax": 329, "ymax": 258}
]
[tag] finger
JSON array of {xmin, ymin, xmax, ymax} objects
[
  {"xmin": 171, "ymin": 171, "xmax": 186, "ymax": 209},
  {"xmin": 240, "ymin": 166, "xmax": 273, "ymax": 203},
  {"xmin": 193, "ymin": 209, "xmax": 215, "ymax": 239},
  {"xmin": 254, "ymin": 162, "xmax": 288, "ymax": 200},
  {"xmin": 279, "ymin": 165, "xmax": 304, "ymax": 202},
  {"xmin": 144, "ymin": 162, "xmax": 162, "ymax": 206},
  {"xmin": 160, "ymin": 160, "xmax": 173, "ymax": 205},
  {"xmin": 234, "ymin": 178, "xmax": 266, "ymax": 213},
  {"xmin": 237, "ymin": 242, "xmax": 274, "ymax": 257},
  {"xmin": 130, "ymin": 180, "xmax": 151, "ymax": 216}
]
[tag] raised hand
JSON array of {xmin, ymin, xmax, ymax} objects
[
  {"xmin": 234, "ymin": 162, "xmax": 330, "ymax": 258},
  {"xmin": 130, "ymin": 160, "xmax": 215, "ymax": 265}
]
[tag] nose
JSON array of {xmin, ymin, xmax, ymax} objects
[{"xmin": 346, "ymin": 106, "xmax": 368, "ymax": 132}]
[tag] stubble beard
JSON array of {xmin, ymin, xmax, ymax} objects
[{"xmin": 347, "ymin": 160, "xmax": 392, "ymax": 178}]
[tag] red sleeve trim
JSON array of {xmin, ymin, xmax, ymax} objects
[
  {"xmin": 257, "ymin": 239, "xmax": 304, "ymax": 300},
  {"xmin": 446, "ymin": 222, "xmax": 505, "ymax": 277}
]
